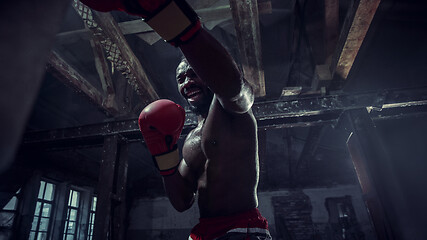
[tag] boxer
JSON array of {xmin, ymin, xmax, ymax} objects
[{"xmin": 82, "ymin": 0, "xmax": 272, "ymax": 238}]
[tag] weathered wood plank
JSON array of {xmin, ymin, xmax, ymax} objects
[
  {"xmin": 93, "ymin": 135, "xmax": 118, "ymax": 240},
  {"xmin": 89, "ymin": 36, "xmax": 120, "ymax": 113},
  {"xmin": 46, "ymin": 51, "xmax": 120, "ymax": 116},
  {"xmin": 93, "ymin": 12, "xmax": 159, "ymax": 103},
  {"xmin": 112, "ymin": 143, "xmax": 128, "ymax": 240},
  {"xmin": 346, "ymin": 109, "xmax": 397, "ymax": 240},
  {"xmin": 331, "ymin": 0, "xmax": 381, "ymax": 82},
  {"xmin": 229, "ymin": 0, "xmax": 266, "ymax": 97}
]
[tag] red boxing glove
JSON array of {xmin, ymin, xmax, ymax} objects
[
  {"xmin": 139, "ymin": 99, "xmax": 185, "ymax": 176},
  {"xmin": 80, "ymin": 0, "xmax": 201, "ymax": 46}
]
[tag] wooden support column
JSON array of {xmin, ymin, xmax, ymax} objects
[
  {"xmin": 93, "ymin": 135, "xmax": 128, "ymax": 240},
  {"xmin": 112, "ymin": 143, "xmax": 128, "ymax": 240},
  {"xmin": 346, "ymin": 108, "xmax": 396, "ymax": 240}
]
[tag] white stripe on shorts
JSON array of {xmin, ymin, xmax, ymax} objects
[{"xmin": 226, "ymin": 227, "xmax": 271, "ymax": 235}]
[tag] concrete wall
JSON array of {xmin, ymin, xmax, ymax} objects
[{"xmin": 127, "ymin": 184, "xmax": 376, "ymax": 240}]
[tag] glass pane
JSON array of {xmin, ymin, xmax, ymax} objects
[
  {"xmin": 67, "ymin": 221, "xmax": 75, "ymax": 234},
  {"xmin": 66, "ymin": 235, "xmax": 74, "ymax": 240},
  {"xmin": 38, "ymin": 181, "xmax": 46, "ymax": 199},
  {"xmin": 3, "ymin": 196, "xmax": 17, "ymax": 210},
  {"xmin": 91, "ymin": 197, "xmax": 97, "ymax": 211},
  {"xmin": 28, "ymin": 231, "xmax": 36, "ymax": 240},
  {"xmin": 0, "ymin": 212, "xmax": 15, "ymax": 228},
  {"xmin": 34, "ymin": 202, "xmax": 41, "ymax": 217},
  {"xmin": 31, "ymin": 216, "xmax": 39, "ymax": 230},
  {"xmin": 90, "ymin": 213, "xmax": 94, "ymax": 224},
  {"xmin": 41, "ymin": 204, "xmax": 51, "ymax": 217},
  {"xmin": 69, "ymin": 209, "xmax": 77, "ymax": 221},
  {"xmin": 39, "ymin": 217, "xmax": 49, "ymax": 231},
  {"xmin": 44, "ymin": 183, "xmax": 55, "ymax": 201},
  {"xmin": 37, "ymin": 232, "xmax": 47, "ymax": 240},
  {"xmin": 71, "ymin": 191, "xmax": 80, "ymax": 208},
  {"xmin": 87, "ymin": 224, "xmax": 92, "ymax": 234}
]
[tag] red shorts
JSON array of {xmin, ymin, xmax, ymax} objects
[{"xmin": 189, "ymin": 208, "xmax": 270, "ymax": 240}]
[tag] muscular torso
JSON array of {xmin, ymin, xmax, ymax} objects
[{"xmin": 181, "ymin": 98, "xmax": 259, "ymax": 218}]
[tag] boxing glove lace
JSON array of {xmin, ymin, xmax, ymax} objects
[{"xmin": 139, "ymin": 99, "xmax": 185, "ymax": 176}]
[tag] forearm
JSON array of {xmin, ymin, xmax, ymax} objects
[
  {"xmin": 163, "ymin": 171, "xmax": 196, "ymax": 212},
  {"xmin": 180, "ymin": 29, "xmax": 244, "ymax": 100}
]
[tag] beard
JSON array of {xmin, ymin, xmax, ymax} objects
[{"xmin": 187, "ymin": 89, "xmax": 214, "ymax": 117}]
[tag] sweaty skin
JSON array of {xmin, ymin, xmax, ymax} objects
[
  {"xmin": 162, "ymin": 29, "xmax": 259, "ymax": 218},
  {"xmin": 163, "ymin": 29, "xmax": 259, "ymax": 218}
]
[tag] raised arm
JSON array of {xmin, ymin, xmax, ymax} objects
[
  {"xmin": 179, "ymin": 30, "xmax": 254, "ymax": 114},
  {"xmin": 81, "ymin": 0, "xmax": 254, "ymax": 113}
]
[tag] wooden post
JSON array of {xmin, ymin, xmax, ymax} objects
[
  {"xmin": 346, "ymin": 108, "xmax": 396, "ymax": 240},
  {"xmin": 93, "ymin": 135, "xmax": 128, "ymax": 240},
  {"xmin": 112, "ymin": 143, "xmax": 128, "ymax": 240}
]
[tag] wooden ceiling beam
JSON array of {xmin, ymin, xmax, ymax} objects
[
  {"xmin": 92, "ymin": 11, "xmax": 159, "ymax": 103},
  {"xmin": 309, "ymin": 0, "xmax": 380, "ymax": 90},
  {"xmin": 330, "ymin": 0, "xmax": 381, "ymax": 86},
  {"xmin": 229, "ymin": 0, "xmax": 266, "ymax": 97},
  {"xmin": 46, "ymin": 51, "xmax": 120, "ymax": 116},
  {"xmin": 89, "ymin": 38, "xmax": 119, "ymax": 112},
  {"xmin": 58, "ymin": 2, "xmax": 271, "ymax": 45},
  {"xmin": 74, "ymin": 1, "xmax": 158, "ymax": 105}
]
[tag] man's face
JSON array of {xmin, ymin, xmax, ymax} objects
[{"xmin": 176, "ymin": 60, "xmax": 213, "ymax": 116}]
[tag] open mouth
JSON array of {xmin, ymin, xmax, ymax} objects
[{"xmin": 184, "ymin": 87, "xmax": 202, "ymax": 100}]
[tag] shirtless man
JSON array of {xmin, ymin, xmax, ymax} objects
[{"xmin": 81, "ymin": 0, "xmax": 271, "ymax": 238}]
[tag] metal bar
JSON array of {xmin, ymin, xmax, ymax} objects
[{"xmin": 23, "ymin": 87, "xmax": 427, "ymax": 148}]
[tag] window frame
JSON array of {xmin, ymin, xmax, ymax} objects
[{"xmin": 28, "ymin": 179, "xmax": 57, "ymax": 240}]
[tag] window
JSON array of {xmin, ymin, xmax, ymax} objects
[
  {"xmin": 29, "ymin": 181, "xmax": 56, "ymax": 240},
  {"xmin": 63, "ymin": 189, "xmax": 81, "ymax": 240},
  {"xmin": 87, "ymin": 196, "xmax": 97, "ymax": 240}
]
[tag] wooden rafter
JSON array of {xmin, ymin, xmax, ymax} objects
[
  {"xmin": 308, "ymin": 0, "xmax": 380, "ymax": 90},
  {"xmin": 304, "ymin": 0, "xmax": 340, "ymax": 86},
  {"xmin": 74, "ymin": 1, "xmax": 158, "ymax": 105},
  {"xmin": 46, "ymin": 51, "xmax": 120, "ymax": 116},
  {"xmin": 89, "ymin": 37, "xmax": 117, "ymax": 108},
  {"xmin": 59, "ymin": 2, "xmax": 272, "ymax": 44},
  {"xmin": 229, "ymin": 0, "xmax": 266, "ymax": 97},
  {"xmin": 330, "ymin": 0, "xmax": 381, "ymax": 84},
  {"xmin": 93, "ymin": 11, "xmax": 159, "ymax": 102}
]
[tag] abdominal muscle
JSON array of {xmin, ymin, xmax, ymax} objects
[{"xmin": 196, "ymin": 155, "xmax": 259, "ymax": 218}]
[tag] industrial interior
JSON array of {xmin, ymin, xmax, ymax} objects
[{"xmin": 1, "ymin": 0, "xmax": 427, "ymax": 239}]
